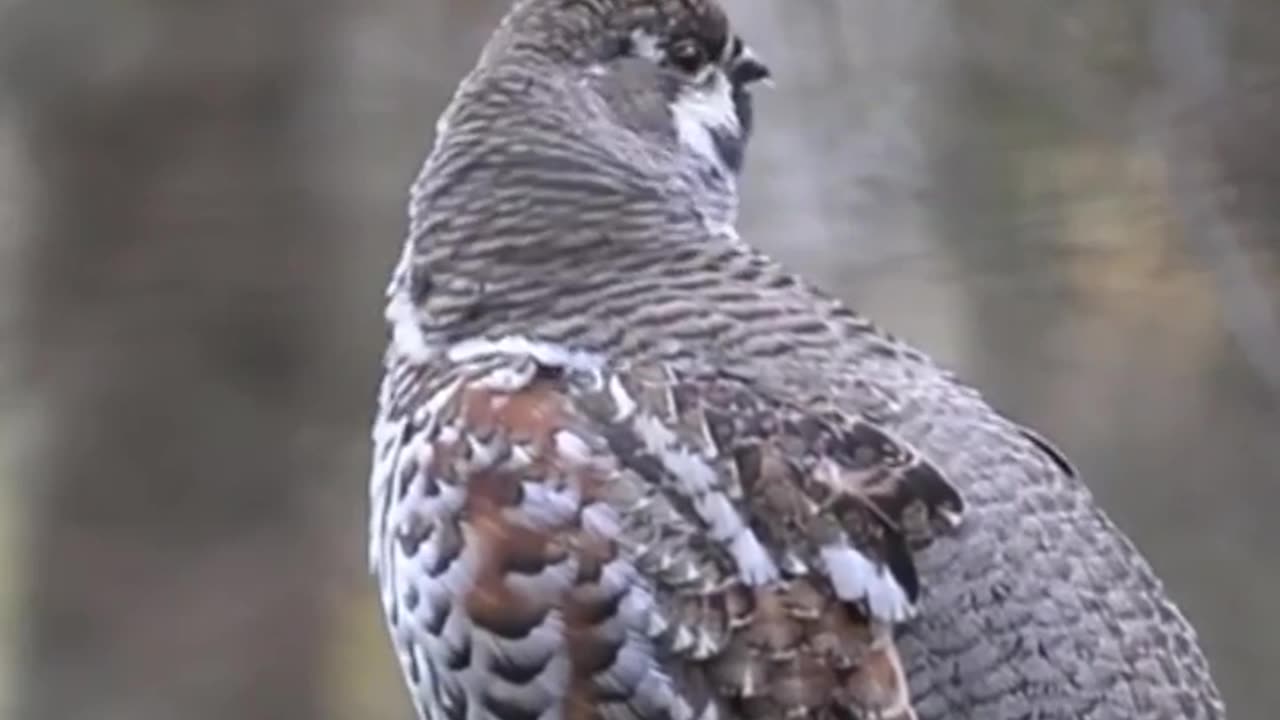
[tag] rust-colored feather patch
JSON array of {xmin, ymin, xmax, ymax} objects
[{"xmin": 374, "ymin": 343, "xmax": 965, "ymax": 720}]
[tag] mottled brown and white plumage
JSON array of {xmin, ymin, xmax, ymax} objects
[{"xmin": 370, "ymin": 1, "xmax": 1226, "ymax": 719}]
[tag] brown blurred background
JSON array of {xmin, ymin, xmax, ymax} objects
[{"xmin": 0, "ymin": 1, "xmax": 1277, "ymax": 718}]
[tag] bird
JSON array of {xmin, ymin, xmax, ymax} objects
[{"xmin": 369, "ymin": 1, "xmax": 1226, "ymax": 719}]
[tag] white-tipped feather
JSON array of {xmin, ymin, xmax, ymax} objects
[
  {"xmin": 513, "ymin": 481, "xmax": 579, "ymax": 529},
  {"xmin": 474, "ymin": 361, "xmax": 536, "ymax": 392},
  {"xmin": 608, "ymin": 374, "xmax": 638, "ymax": 420},
  {"xmin": 384, "ymin": 246, "xmax": 434, "ymax": 364},
  {"xmin": 696, "ymin": 492, "xmax": 744, "ymax": 541},
  {"xmin": 582, "ymin": 503, "xmax": 622, "ymax": 538},
  {"xmin": 729, "ymin": 529, "xmax": 780, "ymax": 586},
  {"xmin": 553, "ymin": 430, "xmax": 594, "ymax": 464},
  {"xmin": 368, "ymin": 413, "xmax": 403, "ymax": 572},
  {"xmin": 821, "ymin": 543, "xmax": 914, "ymax": 623},
  {"xmin": 671, "ymin": 625, "xmax": 695, "ymax": 654},
  {"xmin": 447, "ymin": 335, "xmax": 604, "ymax": 371}
]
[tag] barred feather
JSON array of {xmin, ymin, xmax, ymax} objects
[
  {"xmin": 371, "ymin": 1, "xmax": 1226, "ymax": 719},
  {"xmin": 372, "ymin": 336, "xmax": 962, "ymax": 720}
]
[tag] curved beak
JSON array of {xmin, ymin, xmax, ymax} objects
[{"xmin": 730, "ymin": 46, "xmax": 772, "ymax": 88}]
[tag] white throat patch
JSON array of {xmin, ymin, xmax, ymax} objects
[
  {"xmin": 627, "ymin": 30, "xmax": 741, "ymax": 177},
  {"xmin": 669, "ymin": 71, "xmax": 740, "ymax": 176}
]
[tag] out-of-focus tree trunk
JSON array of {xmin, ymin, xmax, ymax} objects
[
  {"xmin": 5, "ymin": 2, "xmax": 340, "ymax": 718},
  {"xmin": 1145, "ymin": 2, "xmax": 1280, "ymax": 711},
  {"xmin": 1150, "ymin": 0, "xmax": 1280, "ymax": 399}
]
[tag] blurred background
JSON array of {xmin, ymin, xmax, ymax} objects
[{"xmin": 0, "ymin": 0, "xmax": 1277, "ymax": 718}]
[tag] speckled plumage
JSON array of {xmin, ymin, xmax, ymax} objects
[{"xmin": 370, "ymin": 1, "xmax": 1226, "ymax": 719}]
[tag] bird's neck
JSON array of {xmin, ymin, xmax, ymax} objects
[{"xmin": 386, "ymin": 56, "xmax": 753, "ymax": 361}]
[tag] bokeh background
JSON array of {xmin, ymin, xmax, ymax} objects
[{"xmin": 1, "ymin": 1, "xmax": 1277, "ymax": 718}]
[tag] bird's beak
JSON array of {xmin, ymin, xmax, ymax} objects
[{"xmin": 730, "ymin": 46, "xmax": 772, "ymax": 89}]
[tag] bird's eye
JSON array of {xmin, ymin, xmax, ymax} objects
[{"xmin": 667, "ymin": 38, "xmax": 707, "ymax": 73}]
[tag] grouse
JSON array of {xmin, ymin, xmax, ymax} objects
[{"xmin": 369, "ymin": 2, "xmax": 1225, "ymax": 719}]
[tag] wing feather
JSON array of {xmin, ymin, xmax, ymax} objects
[{"xmin": 371, "ymin": 338, "xmax": 964, "ymax": 720}]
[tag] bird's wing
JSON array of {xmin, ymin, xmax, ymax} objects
[{"xmin": 371, "ymin": 337, "xmax": 964, "ymax": 720}]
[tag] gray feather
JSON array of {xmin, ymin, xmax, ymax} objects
[{"xmin": 370, "ymin": 1, "xmax": 1226, "ymax": 719}]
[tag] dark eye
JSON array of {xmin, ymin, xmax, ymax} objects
[{"xmin": 667, "ymin": 37, "xmax": 707, "ymax": 73}]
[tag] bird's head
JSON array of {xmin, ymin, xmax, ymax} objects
[
  {"xmin": 489, "ymin": 0, "xmax": 771, "ymax": 177},
  {"xmin": 392, "ymin": 1, "xmax": 773, "ymax": 355}
]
